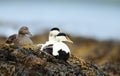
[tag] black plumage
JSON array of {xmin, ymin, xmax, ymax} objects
[{"xmin": 54, "ymin": 49, "xmax": 70, "ymax": 61}]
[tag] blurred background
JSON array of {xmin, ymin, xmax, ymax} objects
[
  {"xmin": 0, "ymin": 0, "xmax": 120, "ymax": 40},
  {"xmin": 0, "ymin": 0, "xmax": 120, "ymax": 75}
]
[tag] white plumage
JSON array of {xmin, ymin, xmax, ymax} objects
[
  {"xmin": 49, "ymin": 30, "xmax": 60, "ymax": 41},
  {"xmin": 40, "ymin": 40, "xmax": 55, "ymax": 50},
  {"xmin": 52, "ymin": 42, "xmax": 70, "ymax": 56},
  {"xmin": 40, "ymin": 27, "xmax": 60, "ymax": 51}
]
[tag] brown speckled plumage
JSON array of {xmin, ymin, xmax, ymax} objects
[{"xmin": 6, "ymin": 26, "xmax": 33, "ymax": 47}]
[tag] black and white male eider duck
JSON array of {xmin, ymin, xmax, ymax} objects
[
  {"xmin": 6, "ymin": 26, "xmax": 33, "ymax": 47},
  {"xmin": 40, "ymin": 27, "xmax": 60, "ymax": 51},
  {"xmin": 52, "ymin": 33, "xmax": 73, "ymax": 61}
]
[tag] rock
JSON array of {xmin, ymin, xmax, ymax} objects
[
  {"xmin": 0, "ymin": 43, "xmax": 105, "ymax": 76},
  {"xmin": 100, "ymin": 62, "xmax": 120, "ymax": 76}
]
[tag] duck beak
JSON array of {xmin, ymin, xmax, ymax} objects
[
  {"xmin": 66, "ymin": 36, "xmax": 73, "ymax": 43},
  {"xmin": 27, "ymin": 31, "xmax": 32, "ymax": 37}
]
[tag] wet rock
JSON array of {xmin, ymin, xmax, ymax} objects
[
  {"xmin": 0, "ymin": 43, "xmax": 105, "ymax": 76},
  {"xmin": 100, "ymin": 62, "xmax": 120, "ymax": 76}
]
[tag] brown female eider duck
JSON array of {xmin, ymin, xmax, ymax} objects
[{"xmin": 6, "ymin": 26, "xmax": 33, "ymax": 47}]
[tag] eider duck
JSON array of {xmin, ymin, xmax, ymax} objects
[
  {"xmin": 6, "ymin": 26, "xmax": 33, "ymax": 47},
  {"xmin": 52, "ymin": 33, "xmax": 73, "ymax": 61}
]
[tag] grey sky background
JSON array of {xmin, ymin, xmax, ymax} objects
[{"xmin": 0, "ymin": 0, "xmax": 120, "ymax": 40}]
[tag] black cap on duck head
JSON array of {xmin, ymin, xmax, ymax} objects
[
  {"xmin": 57, "ymin": 33, "xmax": 66, "ymax": 36},
  {"xmin": 56, "ymin": 33, "xmax": 73, "ymax": 43},
  {"xmin": 50, "ymin": 27, "xmax": 60, "ymax": 31},
  {"xmin": 18, "ymin": 26, "xmax": 32, "ymax": 36}
]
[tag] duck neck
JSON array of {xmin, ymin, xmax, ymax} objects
[{"xmin": 18, "ymin": 33, "xmax": 26, "ymax": 37}]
